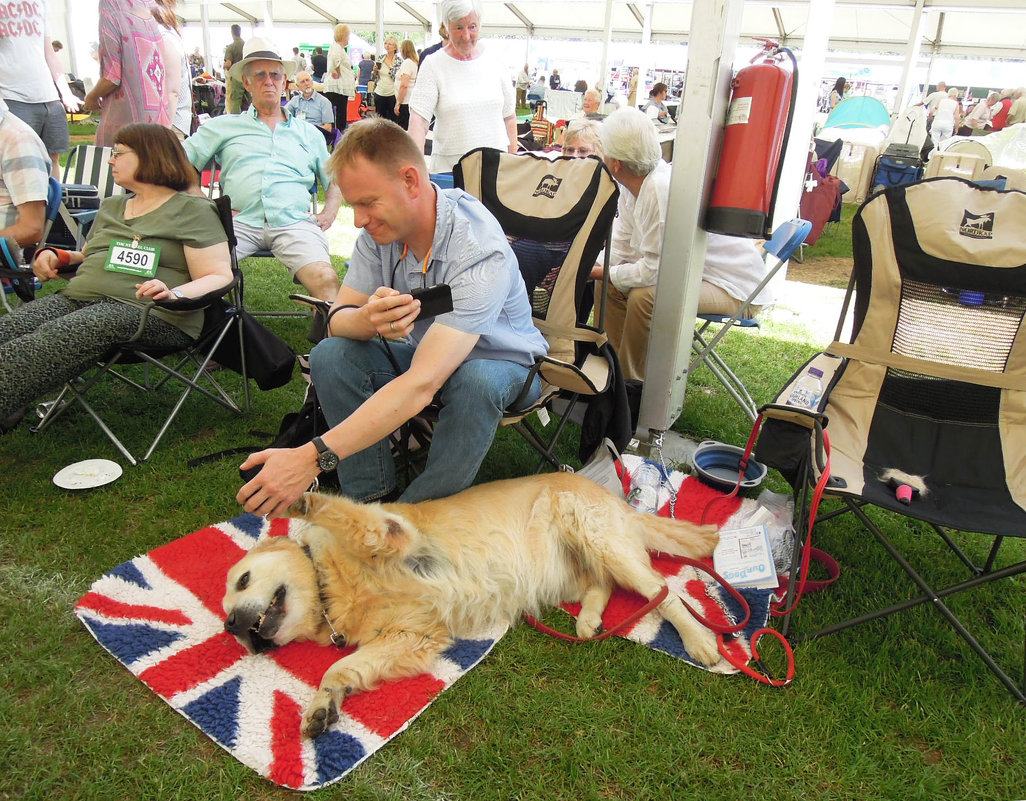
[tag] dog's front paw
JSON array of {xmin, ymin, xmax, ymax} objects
[
  {"xmin": 684, "ymin": 627, "xmax": 720, "ymax": 667},
  {"xmin": 575, "ymin": 608, "xmax": 603, "ymax": 639},
  {"xmin": 302, "ymin": 689, "xmax": 340, "ymax": 738}
]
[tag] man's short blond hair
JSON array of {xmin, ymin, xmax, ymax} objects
[{"xmin": 330, "ymin": 118, "xmax": 427, "ymax": 179}]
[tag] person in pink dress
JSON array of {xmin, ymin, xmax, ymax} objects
[{"xmin": 84, "ymin": 0, "xmax": 173, "ymax": 146}]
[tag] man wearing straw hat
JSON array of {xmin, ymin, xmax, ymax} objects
[{"xmin": 185, "ymin": 37, "xmax": 343, "ymax": 304}]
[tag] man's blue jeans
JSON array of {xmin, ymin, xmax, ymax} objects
[{"xmin": 309, "ymin": 337, "xmax": 542, "ymax": 503}]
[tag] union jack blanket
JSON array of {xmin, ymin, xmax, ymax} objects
[{"xmin": 75, "ymin": 460, "xmax": 772, "ymax": 790}]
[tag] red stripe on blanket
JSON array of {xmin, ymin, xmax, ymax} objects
[
  {"xmin": 269, "ymin": 690, "xmax": 305, "ymax": 789},
  {"xmin": 140, "ymin": 633, "xmax": 248, "ymax": 697},
  {"xmin": 271, "ymin": 640, "xmax": 357, "ymax": 688},
  {"xmin": 148, "ymin": 527, "xmax": 247, "ymax": 618},
  {"xmin": 75, "ymin": 592, "xmax": 192, "ymax": 626},
  {"xmin": 344, "ymin": 673, "xmax": 446, "ymax": 738}
]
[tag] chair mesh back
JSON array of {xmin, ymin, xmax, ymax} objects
[
  {"xmin": 62, "ymin": 145, "xmax": 125, "ymax": 198},
  {"xmin": 892, "ymin": 279, "xmax": 1026, "ymax": 372},
  {"xmin": 453, "ymin": 149, "xmax": 618, "ymax": 376}
]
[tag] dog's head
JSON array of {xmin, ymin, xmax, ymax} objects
[{"xmin": 222, "ymin": 536, "xmax": 322, "ymax": 653}]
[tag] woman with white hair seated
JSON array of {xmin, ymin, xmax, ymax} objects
[
  {"xmin": 408, "ymin": 0, "xmax": 518, "ymax": 172},
  {"xmin": 591, "ymin": 108, "xmax": 769, "ymax": 382}
]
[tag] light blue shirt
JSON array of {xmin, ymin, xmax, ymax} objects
[
  {"xmin": 183, "ymin": 106, "xmax": 331, "ymax": 228},
  {"xmin": 284, "ymin": 92, "xmax": 334, "ymax": 127},
  {"xmin": 344, "ymin": 184, "xmax": 548, "ymax": 368}
]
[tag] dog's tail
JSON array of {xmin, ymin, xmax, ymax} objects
[{"xmin": 637, "ymin": 515, "xmax": 719, "ymax": 559}]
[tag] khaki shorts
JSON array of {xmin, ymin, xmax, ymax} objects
[{"xmin": 233, "ymin": 217, "xmax": 331, "ymax": 278}]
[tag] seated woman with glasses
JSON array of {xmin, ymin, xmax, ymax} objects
[{"xmin": 0, "ymin": 122, "xmax": 233, "ymax": 432}]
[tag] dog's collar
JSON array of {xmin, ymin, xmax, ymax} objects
[{"xmin": 301, "ymin": 544, "xmax": 347, "ymax": 648}]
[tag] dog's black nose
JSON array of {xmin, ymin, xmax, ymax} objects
[{"xmin": 224, "ymin": 611, "xmax": 240, "ymax": 634}]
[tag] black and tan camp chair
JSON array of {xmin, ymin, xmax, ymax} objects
[{"xmin": 754, "ymin": 177, "xmax": 1026, "ymax": 703}]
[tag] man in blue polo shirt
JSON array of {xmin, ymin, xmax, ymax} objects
[
  {"xmin": 284, "ymin": 70, "xmax": 335, "ymax": 146},
  {"xmin": 184, "ymin": 38, "xmax": 342, "ymax": 302},
  {"xmin": 237, "ymin": 118, "xmax": 547, "ymax": 517}
]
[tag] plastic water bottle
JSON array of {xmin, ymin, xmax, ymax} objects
[
  {"xmin": 786, "ymin": 366, "xmax": 824, "ymax": 409},
  {"xmin": 628, "ymin": 463, "xmax": 662, "ymax": 514}
]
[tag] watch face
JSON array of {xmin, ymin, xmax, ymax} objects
[{"xmin": 318, "ymin": 451, "xmax": 339, "ymax": 471}]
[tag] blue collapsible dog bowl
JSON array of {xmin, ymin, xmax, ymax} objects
[{"xmin": 692, "ymin": 440, "xmax": 767, "ymax": 491}]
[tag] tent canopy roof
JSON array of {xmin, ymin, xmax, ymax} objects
[{"xmin": 176, "ymin": 0, "xmax": 1026, "ymax": 60}]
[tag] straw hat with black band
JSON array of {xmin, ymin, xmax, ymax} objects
[{"xmin": 227, "ymin": 37, "xmax": 298, "ymax": 82}]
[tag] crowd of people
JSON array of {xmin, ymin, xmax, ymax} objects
[{"xmin": 2, "ymin": 0, "xmax": 811, "ymax": 512}]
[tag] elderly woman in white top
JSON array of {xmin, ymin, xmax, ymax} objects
[
  {"xmin": 323, "ymin": 22, "xmax": 357, "ymax": 134},
  {"xmin": 408, "ymin": 0, "xmax": 517, "ymax": 173}
]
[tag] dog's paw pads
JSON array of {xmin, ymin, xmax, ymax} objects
[{"xmin": 302, "ymin": 693, "xmax": 339, "ymax": 738}]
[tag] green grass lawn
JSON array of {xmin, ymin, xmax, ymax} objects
[{"xmin": 3, "ymin": 141, "xmax": 1023, "ymax": 798}]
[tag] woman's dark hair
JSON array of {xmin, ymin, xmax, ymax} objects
[
  {"xmin": 650, "ymin": 82, "xmax": 667, "ymax": 98},
  {"xmin": 113, "ymin": 123, "xmax": 196, "ymax": 191},
  {"xmin": 833, "ymin": 77, "xmax": 846, "ymax": 95}
]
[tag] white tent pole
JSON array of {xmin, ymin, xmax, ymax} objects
[
  {"xmin": 772, "ymin": 0, "xmax": 835, "ymax": 238},
  {"xmin": 201, "ymin": 3, "xmax": 212, "ymax": 78},
  {"xmin": 635, "ymin": 1, "xmax": 653, "ymax": 106},
  {"xmin": 599, "ymin": 0, "xmax": 613, "ymax": 101},
  {"xmin": 263, "ymin": 1, "xmax": 273, "ymax": 34},
  {"xmin": 377, "ymin": 0, "xmax": 386, "ymax": 56},
  {"xmin": 62, "ymin": 0, "xmax": 79, "ymax": 77},
  {"xmin": 895, "ymin": 0, "xmax": 928, "ymax": 113},
  {"xmin": 636, "ymin": 0, "xmax": 743, "ymax": 438}
]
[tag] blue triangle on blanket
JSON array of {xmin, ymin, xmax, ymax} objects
[
  {"xmin": 86, "ymin": 618, "xmax": 185, "ymax": 666},
  {"xmin": 314, "ymin": 728, "xmax": 367, "ymax": 783},
  {"xmin": 108, "ymin": 561, "xmax": 151, "ymax": 590},
  {"xmin": 229, "ymin": 513, "xmax": 265, "ymax": 541},
  {"xmin": 442, "ymin": 638, "xmax": 495, "ymax": 670},
  {"xmin": 648, "ymin": 620, "xmax": 688, "ymax": 661},
  {"xmin": 182, "ymin": 675, "xmax": 241, "ymax": 749}
]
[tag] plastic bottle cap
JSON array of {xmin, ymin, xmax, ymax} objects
[{"xmin": 808, "ymin": 367, "xmax": 824, "ymax": 378}]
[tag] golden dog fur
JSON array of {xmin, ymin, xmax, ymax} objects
[{"xmin": 223, "ymin": 472, "xmax": 719, "ymax": 738}]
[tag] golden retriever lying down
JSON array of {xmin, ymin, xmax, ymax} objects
[{"xmin": 223, "ymin": 472, "xmax": 719, "ymax": 738}]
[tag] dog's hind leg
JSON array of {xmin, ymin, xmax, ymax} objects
[
  {"xmin": 303, "ymin": 625, "xmax": 450, "ymax": 738},
  {"xmin": 601, "ymin": 554, "xmax": 719, "ymax": 666},
  {"xmin": 576, "ymin": 581, "xmax": 613, "ymax": 639}
]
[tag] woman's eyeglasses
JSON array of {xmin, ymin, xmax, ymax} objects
[{"xmin": 110, "ymin": 149, "xmax": 134, "ymax": 159}]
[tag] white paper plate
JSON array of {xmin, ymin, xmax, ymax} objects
[{"xmin": 53, "ymin": 459, "xmax": 123, "ymax": 490}]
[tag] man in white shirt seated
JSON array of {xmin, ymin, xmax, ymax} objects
[
  {"xmin": 591, "ymin": 108, "xmax": 770, "ymax": 382},
  {"xmin": 285, "ymin": 71, "xmax": 335, "ymax": 146}
]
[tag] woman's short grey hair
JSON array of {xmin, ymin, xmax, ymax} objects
[
  {"xmin": 947, "ymin": 87, "xmax": 960, "ymax": 98},
  {"xmin": 440, "ymin": 0, "xmax": 483, "ymax": 25},
  {"xmin": 564, "ymin": 119, "xmax": 603, "ymax": 157},
  {"xmin": 600, "ymin": 107, "xmax": 661, "ymax": 175},
  {"xmin": 583, "ymin": 88, "xmax": 602, "ymax": 104}
]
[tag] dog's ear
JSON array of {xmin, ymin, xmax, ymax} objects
[{"xmin": 361, "ymin": 511, "xmax": 414, "ymax": 557}]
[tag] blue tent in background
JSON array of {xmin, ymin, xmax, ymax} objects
[{"xmin": 824, "ymin": 96, "xmax": 892, "ymax": 129}]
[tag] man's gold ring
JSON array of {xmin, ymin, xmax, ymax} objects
[{"xmin": 389, "ymin": 321, "xmax": 396, "ymax": 332}]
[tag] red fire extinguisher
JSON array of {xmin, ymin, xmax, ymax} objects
[{"xmin": 705, "ymin": 41, "xmax": 798, "ymax": 239}]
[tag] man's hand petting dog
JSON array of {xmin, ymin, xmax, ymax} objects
[{"xmin": 237, "ymin": 444, "xmax": 320, "ymax": 519}]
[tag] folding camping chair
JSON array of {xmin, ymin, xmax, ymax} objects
[
  {"xmin": 452, "ymin": 147, "xmax": 622, "ymax": 471},
  {"xmin": 688, "ymin": 219, "xmax": 812, "ymax": 422},
  {"xmin": 754, "ymin": 177, "xmax": 1026, "ymax": 703},
  {"xmin": 1, "ymin": 176, "xmax": 62, "ymax": 313},
  {"xmin": 30, "ymin": 196, "xmax": 292, "ymax": 465},
  {"xmin": 50, "ymin": 145, "xmax": 125, "ymax": 249}
]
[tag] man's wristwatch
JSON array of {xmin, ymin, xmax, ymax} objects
[{"xmin": 312, "ymin": 436, "xmax": 339, "ymax": 472}]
